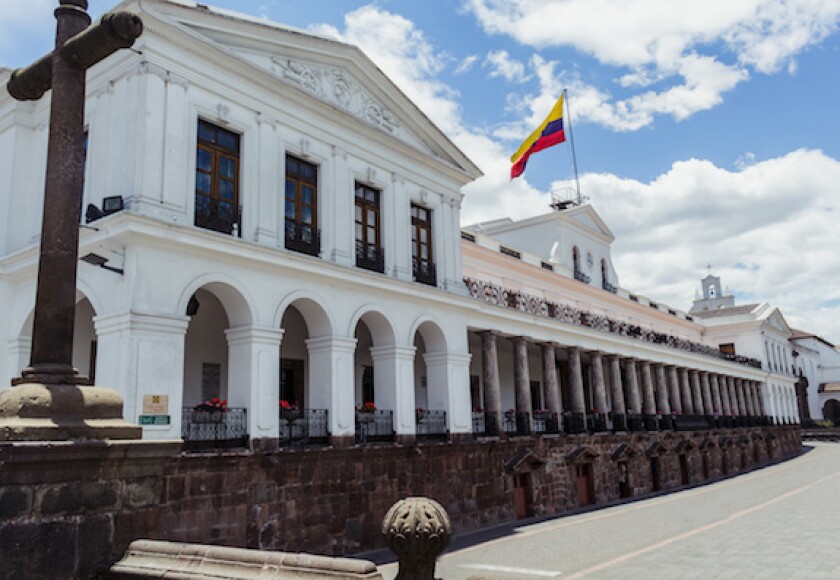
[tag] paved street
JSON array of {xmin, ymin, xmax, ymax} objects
[{"xmin": 377, "ymin": 441, "xmax": 840, "ymax": 579}]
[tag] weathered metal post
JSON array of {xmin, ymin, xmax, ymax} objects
[
  {"xmin": 382, "ymin": 497, "xmax": 452, "ymax": 580},
  {"xmin": 0, "ymin": 1, "xmax": 143, "ymax": 440}
]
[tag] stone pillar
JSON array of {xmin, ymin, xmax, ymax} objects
[
  {"xmin": 94, "ymin": 312, "xmax": 190, "ymax": 442},
  {"xmin": 735, "ymin": 378, "xmax": 748, "ymax": 419},
  {"xmin": 481, "ymin": 331, "xmax": 502, "ymax": 434},
  {"xmin": 370, "ymin": 345, "xmax": 417, "ymax": 443},
  {"xmin": 668, "ymin": 366, "xmax": 683, "ymax": 414},
  {"xmin": 624, "ymin": 358, "xmax": 642, "ymax": 430},
  {"xmin": 542, "ymin": 343, "xmax": 561, "ymax": 417},
  {"xmin": 512, "ymin": 337, "xmax": 532, "ymax": 434},
  {"xmin": 590, "ymin": 351, "xmax": 607, "ymax": 432},
  {"xmin": 609, "ymin": 355, "xmax": 627, "ymax": 430},
  {"xmin": 640, "ymin": 361, "xmax": 657, "ymax": 430},
  {"xmin": 305, "ymin": 336, "xmax": 357, "ymax": 445},
  {"xmin": 744, "ymin": 381, "xmax": 756, "ymax": 417},
  {"xmin": 719, "ymin": 376, "xmax": 732, "ymax": 417},
  {"xmin": 690, "ymin": 371, "xmax": 704, "ymax": 415},
  {"xmin": 225, "ymin": 325, "xmax": 284, "ymax": 451},
  {"xmin": 680, "ymin": 368, "xmax": 694, "ymax": 414},
  {"xmin": 729, "ymin": 377, "xmax": 741, "ymax": 417},
  {"xmin": 655, "ymin": 364, "xmax": 671, "ymax": 415},
  {"xmin": 568, "ymin": 347, "xmax": 586, "ymax": 433},
  {"xmin": 757, "ymin": 382, "xmax": 767, "ymax": 416},
  {"xmin": 700, "ymin": 372, "xmax": 713, "ymax": 417},
  {"xmin": 710, "ymin": 374, "xmax": 723, "ymax": 417}
]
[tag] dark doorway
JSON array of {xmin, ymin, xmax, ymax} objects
[
  {"xmin": 679, "ymin": 454, "xmax": 690, "ymax": 486},
  {"xmin": 722, "ymin": 449, "xmax": 729, "ymax": 475},
  {"xmin": 618, "ymin": 461, "xmax": 631, "ymax": 498},
  {"xmin": 575, "ymin": 463, "xmax": 595, "ymax": 506},
  {"xmin": 823, "ymin": 399, "xmax": 840, "ymax": 423},
  {"xmin": 513, "ymin": 473, "xmax": 533, "ymax": 519},
  {"xmin": 280, "ymin": 359, "xmax": 304, "ymax": 405},
  {"xmin": 650, "ymin": 458, "xmax": 661, "ymax": 491},
  {"xmin": 362, "ymin": 365, "xmax": 375, "ymax": 404}
]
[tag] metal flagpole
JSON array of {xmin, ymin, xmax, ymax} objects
[{"xmin": 564, "ymin": 88, "xmax": 582, "ymax": 205}]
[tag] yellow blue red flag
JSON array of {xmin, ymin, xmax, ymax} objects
[{"xmin": 510, "ymin": 95, "xmax": 566, "ymax": 179}]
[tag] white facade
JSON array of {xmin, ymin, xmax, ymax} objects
[{"xmin": 0, "ymin": 0, "xmax": 800, "ymax": 446}]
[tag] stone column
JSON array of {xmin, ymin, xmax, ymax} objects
[
  {"xmin": 690, "ymin": 371, "xmax": 704, "ymax": 415},
  {"xmin": 655, "ymin": 364, "xmax": 671, "ymax": 418},
  {"xmin": 370, "ymin": 345, "xmax": 417, "ymax": 443},
  {"xmin": 568, "ymin": 347, "xmax": 586, "ymax": 433},
  {"xmin": 729, "ymin": 377, "xmax": 741, "ymax": 417},
  {"xmin": 719, "ymin": 376, "xmax": 732, "ymax": 417},
  {"xmin": 624, "ymin": 358, "xmax": 642, "ymax": 430},
  {"xmin": 735, "ymin": 378, "xmax": 748, "ymax": 419},
  {"xmin": 609, "ymin": 355, "xmax": 627, "ymax": 430},
  {"xmin": 542, "ymin": 343, "xmax": 561, "ymax": 417},
  {"xmin": 225, "ymin": 325, "xmax": 285, "ymax": 451},
  {"xmin": 305, "ymin": 336, "xmax": 357, "ymax": 445},
  {"xmin": 744, "ymin": 381, "xmax": 756, "ymax": 417},
  {"xmin": 757, "ymin": 382, "xmax": 767, "ymax": 417},
  {"xmin": 668, "ymin": 366, "xmax": 683, "ymax": 414},
  {"xmin": 640, "ymin": 361, "xmax": 657, "ymax": 430},
  {"xmin": 481, "ymin": 331, "xmax": 502, "ymax": 434},
  {"xmin": 590, "ymin": 351, "xmax": 607, "ymax": 432},
  {"xmin": 512, "ymin": 337, "xmax": 532, "ymax": 435},
  {"xmin": 710, "ymin": 374, "xmax": 723, "ymax": 417},
  {"xmin": 680, "ymin": 368, "xmax": 694, "ymax": 414},
  {"xmin": 700, "ymin": 372, "xmax": 713, "ymax": 417}
]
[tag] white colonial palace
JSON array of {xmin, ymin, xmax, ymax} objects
[{"xmin": 0, "ymin": 0, "xmax": 815, "ymax": 450}]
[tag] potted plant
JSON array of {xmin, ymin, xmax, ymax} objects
[
  {"xmin": 280, "ymin": 399, "xmax": 302, "ymax": 421},
  {"xmin": 415, "ymin": 407, "xmax": 428, "ymax": 423},
  {"xmin": 356, "ymin": 401, "xmax": 376, "ymax": 423},
  {"xmin": 193, "ymin": 397, "xmax": 227, "ymax": 422}
]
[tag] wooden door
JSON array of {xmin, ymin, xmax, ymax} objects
[
  {"xmin": 679, "ymin": 454, "xmax": 690, "ymax": 485},
  {"xmin": 575, "ymin": 464, "xmax": 594, "ymax": 506},
  {"xmin": 513, "ymin": 473, "xmax": 532, "ymax": 519}
]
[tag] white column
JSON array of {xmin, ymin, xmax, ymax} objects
[
  {"xmin": 94, "ymin": 311, "xmax": 190, "ymax": 440},
  {"xmin": 254, "ymin": 115, "xmax": 279, "ymax": 247},
  {"xmin": 443, "ymin": 196, "xmax": 465, "ymax": 292},
  {"xmin": 305, "ymin": 336, "xmax": 357, "ymax": 440},
  {"xmin": 160, "ymin": 73, "xmax": 190, "ymax": 211},
  {"xmin": 391, "ymin": 173, "xmax": 411, "ymax": 281},
  {"xmin": 423, "ymin": 352, "xmax": 472, "ymax": 435},
  {"xmin": 225, "ymin": 326, "xmax": 284, "ymax": 443},
  {"xmin": 370, "ymin": 345, "xmax": 417, "ymax": 438}
]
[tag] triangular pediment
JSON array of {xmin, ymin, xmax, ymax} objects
[
  {"xmin": 762, "ymin": 308, "xmax": 792, "ymax": 336},
  {"xmin": 136, "ymin": 0, "xmax": 481, "ymax": 178},
  {"xmin": 565, "ymin": 205, "xmax": 615, "ymax": 242},
  {"xmin": 566, "ymin": 446, "xmax": 599, "ymax": 463},
  {"xmin": 505, "ymin": 449, "xmax": 545, "ymax": 473}
]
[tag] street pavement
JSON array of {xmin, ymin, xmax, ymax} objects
[{"xmin": 375, "ymin": 441, "xmax": 840, "ymax": 579}]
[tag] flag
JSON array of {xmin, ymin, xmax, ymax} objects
[{"xmin": 510, "ymin": 94, "xmax": 566, "ymax": 179}]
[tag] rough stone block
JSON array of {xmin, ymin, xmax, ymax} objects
[
  {"xmin": 0, "ymin": 521, "xmax": 77, "ymax": 579},
  {"xmin": 0, "ymin": 486, "xmax": 31, "ymax": 519},
  {"xmin": 40, "ymin": 480, "xmax": 118, "ymax": 515}
]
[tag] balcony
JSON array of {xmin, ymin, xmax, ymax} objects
[
  {"xmin": 356, "ymin": 241, "xmax": 385, "ymax": 273},
  {"xmin": 279, "ymin": 408, "xmax": 329, "ymax": 446},
  {"xmin": 574, "ymin": 269, "xmax": 591, "ymax": 284},
  {"xmin": 415, "ymin": 409, "xmax": 447, "ymax": 441},
  {"xmin": 412, "ymin": 257, "xmax": 437, "ymax": 287},
  {"xmin": 284, "ymin": 222, "xmax": 321, "ymax": 257},
  {"xmin": 181, "ymin": 407, "xmax": 248, "ymax": 451},
  {"xmin": 532, "ymin": 411, "xmax": 561, "ymax": 435},
  {"xmin": 195, "ymin": 198, "xmax": 242, "ymax": 237},
  {"xmin": 355, "ymin": 409, "xmax": 394, "ymax": 443},
  {"xmin": 602, "ymin": 280, "xmax": 618, "ymax": 294}
]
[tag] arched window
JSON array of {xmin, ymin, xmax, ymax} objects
[
  {"xmin": 572, "ymin": 246, "xmax": 580, "ymax": 272},
  {"xmin": 708, "ymin": 284, "xmax": 717, "ymax": 299}
]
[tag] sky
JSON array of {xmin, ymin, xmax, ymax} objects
[{"xmin": 3, "ymin": 0, "xmax": 840, "ymax": 343}]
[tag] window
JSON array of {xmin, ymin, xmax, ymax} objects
[
  {"xmin": 573, "ymin": 246, "xmax": 590, "ymax": 283},
  {"xmin": 284, "ymin": 154, "xmax": 320, "ymax": 256},
  {"xmin": 195, "ymin": 120, "xmax": 241, "ymax": 236},
  {"xmin": 355, "ymin": 182, "xmax": 384, "ymax": 272},
  {"xmin": 720, "ymin": 343, "xmax": 736, "ymax": 357},
  {"xmin": 411, "ymin": 204, "xmax": 436, "ymax": 285}
]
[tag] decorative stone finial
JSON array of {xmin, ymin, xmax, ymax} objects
[{"xmin": 382, "ymin": 497, "xmax": 451, "ymax": 580}]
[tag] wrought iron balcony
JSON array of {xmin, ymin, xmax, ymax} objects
[
  {"xmin": 355, "ymin": 409, "xmax": 394, "ymax": 443},
  {"xmin": 194, "ymin": 198, "xmax": 242, "ymax": 237},
  {"xmin": 355, "ymin": 241, "xmax": 385, "ymax": 273},
  {"xmin": 279, "ymin": 408, "xmax": 329, "ymax": 445},
  {"xmin": 574, "ymin": 269, "xmax": 591, "ymax": 284},
  {"xmin": 412, "ymin": 257, "xmax": 437, "ymax": 286},
  {"xmin": 181, "ymin": 407, "xmax": 248, "ymax": 450},
  {"xmin": 563, "ymin": 411, "xmax": 586, "ymax": 434},
  {"xmin": 602, "ymin": 280, "xmax": 618, "ymax": 294},
  {"xmin": 416, "ymin": 409, "xmax": 447, "ymax": 440},
  {"xmin": 284, "ymin": 222, "xmax": 321, "ymax": 257},
  {"xmin": 532, "ymin": 411, "xmax": 560, "ymax": 435}
]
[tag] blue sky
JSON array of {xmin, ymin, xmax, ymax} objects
[{"xmin": 3, "ymin": 0, "xmax": 840, "ymax": 342}]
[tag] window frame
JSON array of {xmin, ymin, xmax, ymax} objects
[
  {"xmin": 195, "ymin": 119, "xmax": 241, "ymax": 236},
  {"xmin": 284, "ymin": 153, "xmax": 320, "ymax": 256}
]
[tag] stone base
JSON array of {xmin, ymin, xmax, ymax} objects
[
  {"xmin": 395, "ymin": 434, "xmax": 416, "ymax": 445},
  {"xmin": 330, "ymin": 435, "xmax": 356, "ymax": 447},
  {"xmin": 0, "ymin": 382, "xmax": 141, "ymax": 441}
]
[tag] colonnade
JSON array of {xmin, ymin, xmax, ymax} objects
[{"xmin": 477, "ymin": 331, "xmax": 780, "ymax": 435}]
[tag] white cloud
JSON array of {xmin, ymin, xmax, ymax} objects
[
  {"xmin": 483, "ymin": 50, "xmax": 529, "ymax": 83},
  {"xmin": 463, "ymin": 0, "xmax": 840, "ymax": 129},
  {"xmin": 454, "ymin": 54, "xmax": 479, "ymax": 75},
  {"xmin": 532, "ymin": 149, "xmax": 840, "ymax": 342}
]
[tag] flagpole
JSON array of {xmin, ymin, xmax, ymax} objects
[{"xmin": 564, "ymin": 88, "xmax": 582, "ymax": 205}]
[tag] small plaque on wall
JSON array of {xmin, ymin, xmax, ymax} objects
[
  {"xmin": 139, "ymin": 415, "xmax": 171, "ymax": 426},
  {"xmin": 142, "ymin": 394, "xmax": 169, "ymax": 415}
]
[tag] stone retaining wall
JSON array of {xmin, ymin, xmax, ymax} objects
[{"xmin": 0, "ymin": 426, "xmax": 801, "ymax": 578}]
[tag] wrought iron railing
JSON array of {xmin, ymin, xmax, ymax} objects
[
  {"xmin": 588, "ymin": 412, "xmax": 608, "ymax": 433},
  {"xmin": 355, "ymin": 409, "xmax": 394, "ymax": 443},
  {"xmin": 284, "ymin": 221, "xmax": 321, "ymax": 257},
  {"xmin": 574, "ymin": 269, "xmax": 591, "ymax": 284},
  {"xmin": 355, "ymin": 241, "xmax": 385, "ymax": 273},
  {"xmin": 502, "ymin": 412, "xmax": 518, "ymax": 434},
  {"xmin": 279, "ymin": 408, "xmax": 329, "ymax": 445},
  {"xmin": 627, "ymin": 413, "xmax": 645, "ymax": 432},
  {"xmin": 194, "ymin": 198, "xmax": 242, "ymax": 237},
  {"xmin": 611, "ymin": 412, "xmax": 627, "ymax": 432},
  {"xmin": 532, "ymin": 411, "xmax": 560, "ymax": 435},
  {"xmin": 416, "ymin": 410, "xmax": 447, "ymax": 440},
  {"xmin": 412, "ymin": 257, "xmax": 437, "ymax": 286},
  {"xmin": 602, "ymin": 280, "xmax": 618, "ymax": 294},
  {"xmin": 563, "ymin": 411, "xmax": 586, "ymax": 434},
  {"xmin": 182, "ymin": 407, "xmax": 248, "ymax": 450}
]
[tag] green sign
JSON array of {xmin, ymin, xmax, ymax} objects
[{"xmin": 139, "ymin": 415, "xmax": 170, "ymax": 426}]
